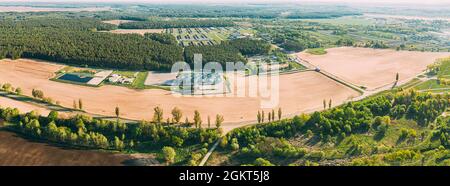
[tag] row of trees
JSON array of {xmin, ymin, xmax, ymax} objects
[
  {"xmin": 148, "ymin": 106, "xmax": 224, "ymax": 129},
  {"xmin": 256, "ymin": 108, "xmax": 282, "ymax": 123},
  {"xmin": 2, "ymin": 81, "xmax": 225, "ymax": 130},
  {"xmin": 0, "ymin": 83, "xmax": 22, "ymax": 95},
  {"xmin": 355, "ymin": 40, "xmax": 389, "ymax": 49},
  {"xmin": 0, "ymin": 105, "xmax": 221, "ymax": 151},
  {"xmin": 1, "ymin": 82, "xmax": 60, "ymax": 106}
]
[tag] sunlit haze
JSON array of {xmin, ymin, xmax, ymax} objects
[{"xmin": 1, "ymin": 0, "xmax": 449, "ymax": 5}]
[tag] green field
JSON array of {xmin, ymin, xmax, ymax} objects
[
  {"xmin": 438, "ymin": 58, "xmax": 450, "ymax": 79},
  {"xmin": 305, "ymin": 48, "xmax": 327, "ymax": 55},
  {"xmin": 415, "ymin": 58, "xmax": 450, "ymax": 93},
  {"xmin": 304, "ymin": 16, "xmax": 377, "ymax": 26}
]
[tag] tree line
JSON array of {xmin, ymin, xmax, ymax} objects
[
  {"xmin": 0, "ymin": 106, "xmax": 221, "ymax": 151},
  {"xmin": 0, "ymin": 19, "xmax": 271, "ymax": 71},
  {"xmin": 0, "ymin": 19, "xmax": 184, "ymax": 71},
  {"xmin": 0, "ymin": 18, "xmax": 117, "ymax": 31},
  {"xmin": 118, "ymin": 19, "xmax": 235, "ymax": 29},
  {"xmin": 116, "ymin": 4, "xmax": 360, "ymax": 19},
  {"xmin": 184, "ymin": 38, "xmax": 271, "ymax": 66}
]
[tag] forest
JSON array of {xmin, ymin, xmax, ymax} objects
[
  {"xmin": 144, "ymin": 33, "xmax": 178, "ymax": 45},
  {"xmin": 0, "ymin": 105, "xmax": 221, "ymax": 156},
  {"xmin": 0, "ymin": 4, "xmax": 361, "ymax": 21},
  {"xmin": 216, "ymin": 90, "xmax": 449, "ymax": 166},
  {"xmin": 132, "ymin": 4, "xmax": 361, "ymax": 19},
  {"xmin": 0, "ymin": 18, "xmax": 184, "ymax": 71},
  {"xmin": 0, "ymin": 18, "xmax": 271, "ymax": 71}
]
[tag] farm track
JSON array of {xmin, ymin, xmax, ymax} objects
[{"xmin": 295, "ymin": 56, "xmax": 365, "ymax": 93}]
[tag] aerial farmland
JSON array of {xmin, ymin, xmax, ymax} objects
[{"xmin": 0, "ymin": 1, "xmax": 449, "ymax": 169}]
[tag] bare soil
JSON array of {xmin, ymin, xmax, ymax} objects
[
  {"xmin": 298, "ymin": 47, "xmax": 450, "ymax": 90},
  {"xmin": 0, "ymin": 59, "xmax": 359, "ymax": 133},
  {"xmin": 0, "ymin": 131, "xmax": 131, "ymax": 166}
]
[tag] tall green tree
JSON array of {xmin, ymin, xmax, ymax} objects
[
  {"xmin": 171, "ymin": 107, "xmax": 183, "ymax": 124},
  {"xmin": 162, "ymin": 146, "xmax": 176, "ymax": 165},
  {"xmin": 215, "ymin": 114, "xmax": 224, "ymax": 129},
  {"xmin": 194, "ymin": 110, "xmax": 202, "ymax": 128},
  {"xmin": 78, "ymin": 99, "xmax": 83, "ymax": 110},
  {"xmin": 153, "ymin": 106, "xmax": 164, "ymax": 124},
  {"xmin": 278, "ymin": 108, "xmax": 282, "ymax": 121},
  {"xmin": 207, "ymin": 115, "xmax": 211, "ymax": 128},
  {"xmin": 115, "ymin": 106, "xmax": 120, "ymax": 118},
  {"xmin": 257, "ymin": 111, "xmax": 261, "ymax": 123}
]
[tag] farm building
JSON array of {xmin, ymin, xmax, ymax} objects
[{"xmin": 108, "ymin": 74, "xmax": 134, "ymax": 84}]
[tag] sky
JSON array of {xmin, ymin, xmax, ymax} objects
[{"xmin": 0, "ymin": 0, "xmax": 449, "ymax": 5}]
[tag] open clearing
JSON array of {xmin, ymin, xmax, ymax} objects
[
  {"xmin": 298, "ymin": 47, "xmax": 450, "ymax": 90},
  {"xmin": 0, "ymin": 130, "xmax": 132, "ymax": 166},
  {"xmin": 0, "ymin": 59, "xmax": 359, "ymax": 132},
  {"xmin": 106, "ymin": 29, "xmax": 164, "ymax": 35},
  {"xmin": 102, "ymin": 20, "xmax": 137, "ymax": 25}
]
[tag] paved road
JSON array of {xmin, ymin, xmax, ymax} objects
[{"xmin": 294, "ymin": 56, "xmax": 365, "ymax": 93}]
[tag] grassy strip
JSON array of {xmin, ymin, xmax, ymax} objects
[
  {"xmin": 400, "ymin": 78, "xmax": 423, "ymax": 90},
  {"xmin": 414, "ymin": 80, "xmax": 450, "ymax": 91},
  {"xmin": 287, "ymin": 61, "xmax": 307, "ymax": 70}
]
